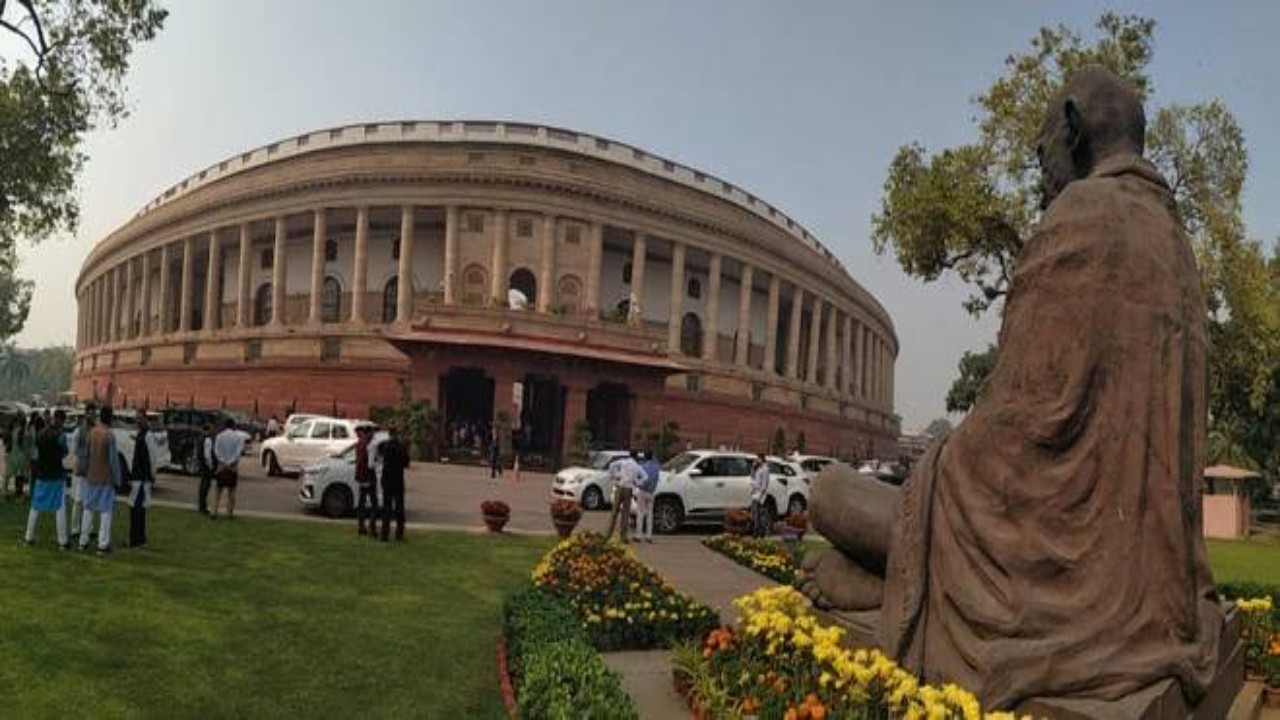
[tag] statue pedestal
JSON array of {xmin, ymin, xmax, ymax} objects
[{"xmin": 814, "ymin": 603, "xmax": 1243, "ymax": 720}]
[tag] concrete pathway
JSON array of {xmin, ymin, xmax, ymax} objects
[{"xmin": 602, "ymin": 536, "xmax": 780, "ymax": 719}]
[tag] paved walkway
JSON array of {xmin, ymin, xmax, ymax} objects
[{"xmin": 602, "ymin": 536, "xmax": 780, "ymax": 719}]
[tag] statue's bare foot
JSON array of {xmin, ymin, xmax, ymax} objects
[{"xmin": 798, "ymin": 548, "xmax": 884, "ymax": 612}]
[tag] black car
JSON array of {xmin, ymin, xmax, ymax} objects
[{"xmin": 161, "ymin": 408, "xmax": 229, "ymax": 475}]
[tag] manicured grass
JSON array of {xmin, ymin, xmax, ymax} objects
[
  {"xmin": 1206, "ymin": 535, "xmax": 1280, "ymax": 584},
  {"xmin": 0, "ymin": 501, "xmax": 552, "ymax": 718}
]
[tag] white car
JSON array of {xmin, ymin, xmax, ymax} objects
[
  {"xmin": 297, "ymin": 432, "xmax": 388, "ymax": 517},
  {"xmin": 60, "ymin": 409, "xmax": 172, "ymax": 478},
  {"xmin": 551, "ymin": 449, "xmax": 632, "ymax": 510},
  {"xmin": 261, "ymin": 417, "xmax": 373, "ymax": 475},
  {"xmin": 765, "ymin": 455, "xmax": 812, "ymax": 516},
  {"xmin": 642, "ymin": 449, "xmax": 795, "ymax": 534},
  {"xmin": 790, "ymin": 453, "xmax": 837, "ymax": 477}
]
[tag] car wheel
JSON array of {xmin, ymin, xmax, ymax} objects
[
  {"xmin": 653, "ymin": 496, "xmax": 684, "ymax": 534},
  {"xmin": 321, "ymin": 485, "xmax": 353, "ymax": 519},
  {"xmin": 182, "ymin": 449, "xmax": 201, "ymax": 477},
  {"xmin": 263, "ymin": 450, "xmax": 282, "ymax": 477},
  {"xmin": 581, "ymin": 485, "xmax": 605, "ymax": 511},
  {"xmin": 787, "ymin": 494, "xmax": 807, "ymax": 516}
]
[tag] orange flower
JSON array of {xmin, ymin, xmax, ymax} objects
[
  {"xmin": 783, "ymin": 708, "xmax": 799, "ymax": 720},
  {"xmin": 742, "ymin": 697, "xmax": 759, "ymax": 714}
]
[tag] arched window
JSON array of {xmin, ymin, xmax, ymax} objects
[
  {"xmin": 462, "ymin": 264, "xmax": 488, "ymax": 306},
  {"xmin": 680, "ymin": 312, "xmax": 702, "ymax": 357},
  {"xmin": 321, "ymin": 276, "xmax": 342, "ymax": 323},
  {"xmin": 383, "ymin": 276, "xmax": 399, "ymax": 323},
  {"xmin": 557, "ymin": 275, "xmax": 582, "ymax": 314},
  {"xmin": 254, "ymin": 283, "xmax": 272, "ymax": 327},
  {"xmin": 508, "ymin": 268, "xmax": 536, "ymax": 309}
]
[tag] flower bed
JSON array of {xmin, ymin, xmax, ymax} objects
[
  {"xmin": 532, "ymin": 532, "xmax": 719, "ymax": 650},
  {"xmin": 503, "ymin": 585, "xmax": 637, "ymax": 719},
  {"xmin": 673, "ymin": 585, "xmax": 1018, "ymax": 719},
  {"xmin": 704, "ymin": 533, "xmax": 804, "ymax": 585}
]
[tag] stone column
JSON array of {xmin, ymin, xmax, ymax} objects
[
  {"xmin": 537, "ymin": 214, "xmax": 556, "ymax": 313},
  {"xmin": 703, "ymin": 253, "xmax": 722, "ymax": 361},
  {"xmin": 786, "ymin": 286, "xmax": 803, "ymax": 379},
  {"xmin": 806, "ymin": 298, "xmax": 823, "ymax": 384},
  {"xmin": 584, "ymin": 221, "xmax": 603, "ymax": 317},
  {"xmin": 861, "ymin": 326, "xmax": 871, "ymax": 402},
  {"xmin": 398, "ymin": 205, "xmax": 416, "ymax": 323},
  {"xmin": 203, "ymin": 230, "xmax": 221, "ymax": 333},
  {"xmin": 886, "ymin": 343, "xmax": 895, "ymax": 410},
  {"xmin": 158, "ymin": 244, "xmax": 172, "ymax": 334},
  {"xmin": 309, "ymin": 209, "xmax": 326, "ymax": 324},
  {"xmin": 842, "ymin": 314, "xmax": 853, "ymax": 398},
  {"xmin": 95, "ymin": 278, "xmax": 105, "ymax": 345},
  {"xmin": 561, "ymin": 382, "xmax": 589, "ymax": 462},
  {"xmin": 734, "ymin": 264, "xmax": 754, "ymax": 367},
  {"xmin": 179, "ymin": 237, "xmax": 194, "ymax": 333},
  {"xmin": 666, "ymin": 242, "xmax": 686, "ymax": 353},
  {"xmin": 488, "ymin": 208, "xmax": 507, "ymax": 307},
  {"xmin": 628, "ymin": 233, "xmax": 646, "ymax": 326},
  {"xmin": 271, "ymin": 217, "xmax": 287, "ymax": 327},
  {"xmin": 443, "ymin": 205, "xmax": 459, "ymax": 305},
  {"xmin": 351, "ymin": 206, "xmax": 369, "ymax": 324},
  {"xmin": 826, "ymin": 306, "xmax": 839, "ymax": 391},
  {"xmin": 764, "ymin": 273, "xmax": 780, "ymax": 374},
  {"xmin": 236, "ymin": 223, "xmax": 251, "ymax": 327},
  {"xmin": 124, "ymin": 259, "xmax": 136, "ymax": 340},
  {"xmin": 140, "ymin": 251, "xmax": 152, "ymax": 338}
]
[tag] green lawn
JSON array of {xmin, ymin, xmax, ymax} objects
[
  {"xmin": 0, "ymin": 502, "xmax": 552, "ymax": 718},
  {"xmin": 1206, "ymin": 535, "xmax": 1280, "ymax": 584}
]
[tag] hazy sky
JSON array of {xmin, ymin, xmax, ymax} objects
[{"xmin": 17, "ymin": 0, "xmax": 1280, "ymax": 431}]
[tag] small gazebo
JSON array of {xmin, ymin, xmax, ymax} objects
[{"xmin": 1202, "ymin": 464, "xmax": 1263, "ymax": 539}]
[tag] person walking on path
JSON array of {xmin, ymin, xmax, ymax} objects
[
  {"xmin": 488, "ymin": 426, "xmax": 503, "ymax": 479},
  {"xmin": 354, "ymin": 426, "xmax": 378, "ymax": 536},
  {"xmin": 66, "ymin": 411, "xmax": 92, "ymax": 540},
  {"xmin": 127, "ymin": 416, "xmax": 161, "ymax": 548},
  {"xmin": 196, "ymin": 421, "xmax": 215, "ymax": 515},
  {"xmin": 209, "ymin": 418, "xmax": 246, "ymax": 520},
  {"xmin": 377, "ymin": 423, "xmax": 410, "ymax": 542},
  {"xmin": 25, "ymin": 412, "xmax": 69, "ymax": 548},
  {"xmin": 605, "ymin": 455, "xmax": 642, "ymax": 543},
  {"xmin": 633, "ymin": 451, "xmax": 661, "ymax": 543},
  {"xmin": 749, "ymin": 455, "xmax": 771, "ymax": 538},
  {"xmin": 80, "ymin": 406, "xmax": 122, "ymax": 555}
]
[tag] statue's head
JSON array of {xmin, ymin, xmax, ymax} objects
[{"xmin": 1036, "ymin": 65, "xmax": 1146, "ymax": 209}]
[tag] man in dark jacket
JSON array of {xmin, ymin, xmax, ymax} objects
[
  {"xmin": 354, "ymin": 426, "xmax": 378, "ymax": 536},
  {"xmin": 25, "ymin": 412, "xmax": 69, "ymax": 548},
  {"xmin": 196, "ymin": 421, "xmax": 215, "ymax": 515},
  {"xmin": 377, "ymin": 423, "xmax": 410, "ymax": 542}
]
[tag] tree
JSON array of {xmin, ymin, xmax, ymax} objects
[
  {"xmin": 922, "ymin": 417, "xmax": 953, "ymax": 439},
  {"xmin": 0, "ymin": 1, "xmax": 167, "ymax": 340},
  {"xmin": 873, "ymin": 14, "xmax": 1263, "ymax": 446}
]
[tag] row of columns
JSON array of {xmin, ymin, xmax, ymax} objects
[{"xmin": 76, "ymin": 204, "xmax": 897, "ymax": 409}]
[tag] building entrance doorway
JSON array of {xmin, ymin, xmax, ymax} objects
[
  {"xmin": 586, "ymin": 382, "xmax": 632, "ymax": 450},
  {"xmin": 516, "ymin": 374, "xmax": 564, "ymax": 464},
  {"xmin": 439, "ymin": 367, "xmax": 494, "ymax": 455}
]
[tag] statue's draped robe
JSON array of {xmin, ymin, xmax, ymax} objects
[{"xmin": 880, "ymin": 156, "xmax": 1222, "ymax": 709}]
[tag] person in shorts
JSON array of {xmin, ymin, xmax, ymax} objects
[
  {"xmin": 24, "ymin": 412, "xmax": 69, "ymax": 548},
  {"xmin": 209, "ymin": 418, "xmax": 246, "ymax": 520}
]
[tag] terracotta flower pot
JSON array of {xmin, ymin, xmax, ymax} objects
[
  {"xmin": 1264, "ymin": 684, "xmax": 1280, "ymax": 709},
  {"xmin": 483, "ymin": 514, "xmax": 509, "ymax": 533},
  {"xmin": 552, "ymin": 517, "xmax": 579, "ymax": 538}
]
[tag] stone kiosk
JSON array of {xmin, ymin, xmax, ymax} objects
[{"xmin": 800, "ymin": 66, "xmax": 1242, "ymax": 718}]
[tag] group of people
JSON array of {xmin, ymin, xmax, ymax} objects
[
  {"xmin": 18, "ymin": 405, "xmax": 161, "ymax": 554},
  {"xmin": 353, "ymin": 423, "xmax": 411, "ymax": 542},
  {"xmin": 194, "ymin": 417, "xmax": 248, "ymax": 520},
  {"xmin": 604, "ymin": 450, "xmax": 661, "ymax": 543}
]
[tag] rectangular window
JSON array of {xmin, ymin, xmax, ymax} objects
[
  {"xmin": 685, "ymin": 374, "xmax": 702, "ymax": 392},
  {"xmin": 465, "ymin": 214, "xmax": 484, "ymax": 233},
  {"xmin": 751, "ymin": 382, "xmax": 764, "ymax": 402},
  {"xmin": 260, "ymin": 248, "xmax": 273, "ymax": 269},
  {"xmin": 183, "ymin": 343, "xmax": 196, "ymax": 365},
  {"xmin": 111, "ymin": 351, "xmax": 119, "ymax": 369},
  {"xmin": 245, "ymin": 339, "xmax": 262, "ymax": 362},
  {"xmin": 141, "ymin": 347, "xmax": 152, "ymax": 366},
  {"xmin": 565, "ymin": 225, "xmax": 582, "ymax": 245},
  {"xmin": 392, "ymin": 237, "xmax": 401, "ymax": 261},
  {"xmin": 516, "ymin": 219, "xmax": 533, "ymax": 238},
  {"xmin": 320, "ymin": 337, "xmax": 341, "ymax": 363},
  {"xmin": 622, "ymin": 262, "xmax": 632, "ymax": 285}
]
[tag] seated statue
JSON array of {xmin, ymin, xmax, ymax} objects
[{"xmin": 800, "ymin": 66, "xmax": 1225, "ymax": 710}]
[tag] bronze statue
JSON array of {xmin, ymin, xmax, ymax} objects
[{"xmin": 801, "ymin": 66, "xmax": 1226, "ymax": 711}]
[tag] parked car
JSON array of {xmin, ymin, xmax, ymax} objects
[
  {"xmin": 224, "ymin": 409, "xmax": 267, "ymax": 443},
  {"xmin": 765, "ymin": 455, "xmax": 812, "ymax": 516},
  {"xmin": 789, "ymin": 453, "xmax": 837, "ymax": 476},
  {"xmin": 60, "ymin": 409, "xmax": 173, "ymax": 479},
  {"xmin": 551, "ymin": 449, "xmax": 632, "ymax": 510},
  {"xmin": 297, "ymin": 431, "xmax": 387, "ymax": 517},
  {"xmin": 640, "ymin": 449, "xmax": 794, "ymax": 534},
  {"xmin": 261, "ymin": 416, "xmax": 373, "ymax": 476},
  {"xmin": 161, "ymin": 408, "xmax": 229, "ymax": 475},
  {"xmin": 284, "ymin": 413, "xmax": 323, "ymax": 436}
]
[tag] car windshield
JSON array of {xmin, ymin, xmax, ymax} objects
[
  {"xmin": 662, "ymin": 452, "xmax": 698, "ymax": 474},
  {"xmin": 590, "ymin": 453, "xmax": 620, "ymax": 470}
]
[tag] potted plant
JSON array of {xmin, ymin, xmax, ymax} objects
[
  {"xmin": 550, "ymin": 499, "xmax": 583, "ymax": 538},
  {"xmin": 778, "ymin": 511, "xmax": 808, "ymax": 541},
  {"xmin": 724, "ymin": 508, "xmax": 753, "ymax": 536},
  {"xmin": 481, "ymin": 499, "xmax": 510, "ymax": 533}
]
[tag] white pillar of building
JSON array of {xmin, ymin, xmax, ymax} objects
[
  {"xmin": 203, "ymin": 230, "xmax": 221, "ymax": 333},
  {"xmin": 786, "ymin": 287, "xmax": 803, "ymax": 380},
  {"xmin": 488, "ymin": 208, "xmax": 507, "ymax": 307},
  {"xmin": 826, "ymin": 306, "xmax": 839, "ymax": 391},
  {"xmin": 584, "ymin": 221, "xmax": 603, "ymax": 317},
  {"xmin": 734, "ymin": 264, "xmax": 754, "ymax": 367},
  {"xmin": 236, "ymin": 223, "xmax": 251, "ymax": 328},
  {"xmin": 124, "ymin": 259, "xmax": 136, "ymax": 340},
  {"xmin": 158, "ymin": 244, "xmax": 172, "ymax": 334},
  {"xmin": 703, "ymin": 252, "xmax": 722, "ymax": 361},
  {"xmin": 140, "ymin": 251, "xmax": 152, "ymax": 338},
  {"xmin": 308, "ymin": 209, "xmax": 326, "ymax": 324},
  {"xmin": 178, "ymin": 237, "xmax": 194, "ymax": 333},
  {"xmin": 628, "ymin": 233, "xmax": 646, "ymax": 326},
  {"xmin": 398, "ymin": 205, "xmax": 416, "ymax": 323},
  {"xmin": 842, "ymin": 313, "xmax": 853, "ymax": 399},
  {"xmin": 443, "ymin": 205, "xmax": 459, "ymax": 305},
  {"xmin": 537, "ymin": 214, "xmax": 556, "ymax": 313},
  {"xmin": 764, "ymin": 273, "xmax": 780, "ymax": 374},
  {"xmin": 667, "ymin": 242, "xmax": 686, "ymax": 353},
  {"xmin": 806, "ymin": 298, "xmax": 823, "ymax": 384},
  {"xmin": 270, "ymin": 217, "xmax": 287, "ymax": 327},
  {"xmin": 351, "ymin": 206, "xmax": 369, "ymax": 324}
]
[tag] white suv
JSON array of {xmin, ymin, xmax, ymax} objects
[
  {"xmin": 645, "ymin": 450, "xmax": 795, "ymax": 534},
  {"xmin": 765, "ymin": 455, "xmax": 811, "ymax": 516},
  {"xmin": 260, "ymin": 417, "xmax": 373, "ymax": 475}
]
